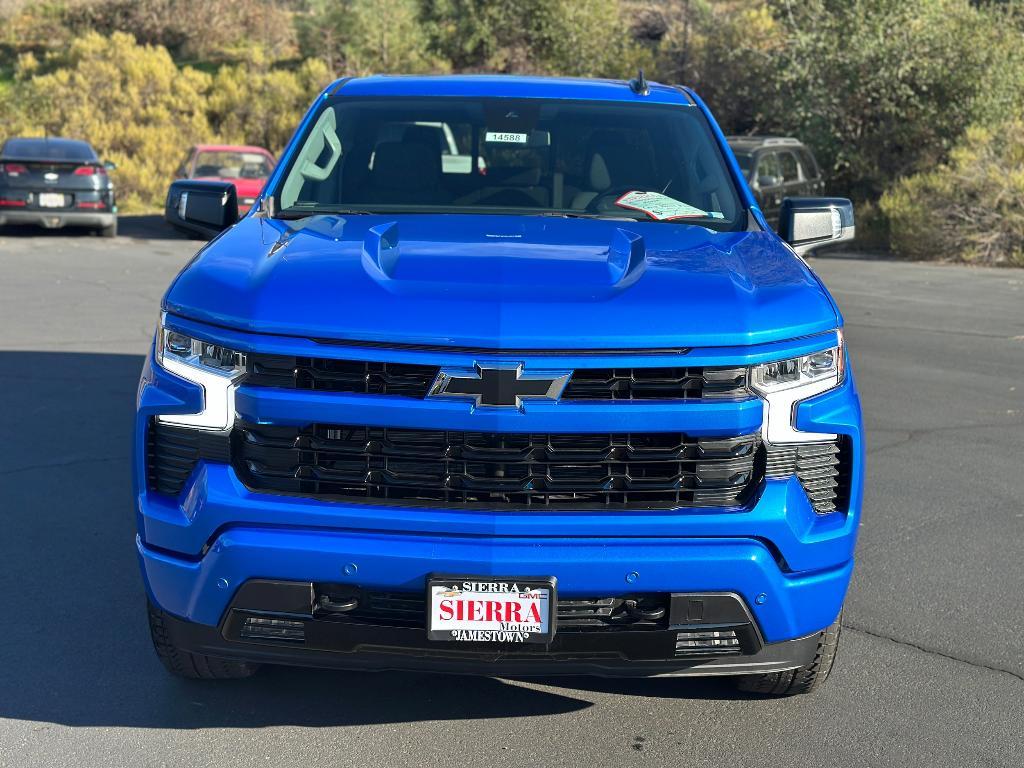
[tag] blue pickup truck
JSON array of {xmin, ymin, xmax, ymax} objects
[{"xmin": 139, "ymin": 74, "xmax": 862, "ymax": 695}]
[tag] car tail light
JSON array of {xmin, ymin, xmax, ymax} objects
[
  {"xmin": 0, "ymin": 198, "xmax": 27, "ymax": 207},
  {"xmin": 0, "ymin": 163, "xmax": 28, "ymax": 176},
  {"xmin": 74, "ymin": 165, "xmax": 105, "ymax": 176},
  {"xmin": 77, "ymin": 200, "xmax": 106, "ymax": 209}
]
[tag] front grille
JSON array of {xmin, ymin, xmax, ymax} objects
[
  {"xmin": 244, "ymin": 354, "xmax": 749, "ymax": 402},
  {"xmin": 315, "ymin": 589, "xmax": 670, "ymax": 632},
  {"xmin": 562, "ymin": 367, "xmax": 747, "ymax": 400},
  {"xmin": 765, "ymin": 438, "xmax": 850, "ymax": 514},
  {"xmin": 146, "ymin": 421, "xmax": 230, "ymax": 496},
  {"xmin": 232, "ymin": 422, "xmax": 762, "ymax": 509},
  {"xmin": 246, "ymin": 354, "xmax": 436, "ymax": 398}
]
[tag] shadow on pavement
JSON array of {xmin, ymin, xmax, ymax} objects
[
  {"xmin": 0, "ymin": 351, "xmax": 748, "ymax": 731},
  {"xmin": 118, "ymin": 214, "xmax": 193, "ymax": 240},
  {"xmin": 0, "ymin": 215, "xmax": 190, "ymax": 240}
]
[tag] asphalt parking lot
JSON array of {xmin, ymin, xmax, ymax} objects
[{"xmin": 1, "ymin": 219, "xmax": 1022, "ymax": 767}]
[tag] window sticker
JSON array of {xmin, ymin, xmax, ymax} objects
[
  {"xmin": 614, "ymin": 190, "xmax": 724, "ymax": 221},
  {"xmin": 485, "ymin": 131, "xmax": 528, "ymax": 144}
]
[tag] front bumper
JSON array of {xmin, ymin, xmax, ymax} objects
[
  {"xmin": 0, "ymin": 209, "xmax": 115, "ymax": 229},
  {"xmin": 153, "ymin": 579, "xmax": 824, "ymax": 677},
  {"xmin": 135, "ymin": 325, "xmax": 863, "ymax": 672}
]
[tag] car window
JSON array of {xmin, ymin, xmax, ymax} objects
[
  {"xmin": 778, "ymin": 151, "xmax": 799, "ymax": 184},
  {"xmin": 733, "ymin": 152, "xmax": 753, "ymax": 177},
  {"xmin": 275, "ymin": 96, "xmax": 746, "ymax": 231},
  {"xmin": 756, "ymin": 152, "xmax": 780, "ymax": 185},
  {"xmin": 796, "ymin": 148, "xmax": 819, "ymax": 181},
  {"xmin": 1, "ymin": 138, "xmax": 97, "ymax": 162},
  {"xmin": 193, "ymin": 151, "xmax": 273, "ymax": 179}
]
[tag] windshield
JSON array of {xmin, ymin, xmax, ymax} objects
[
  {"xmin": 1, "ymin": 138, "xmax": 97, "ymax": 162},
  {"xmin": 194, "ymin": 151, "xmax": 273, "ymax": 179},
  {"xmin": 275, "ymin": 97, "xmax": 745, "ymax": 229}
]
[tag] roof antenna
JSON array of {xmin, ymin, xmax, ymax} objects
[{"xmin": 629, "ymin": 68, "xmax": 649, "ymax": 96}]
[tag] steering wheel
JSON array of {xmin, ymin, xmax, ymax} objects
[{"xmin": 584, "ymin": 186, "xmax": 646, "ymax": 215}]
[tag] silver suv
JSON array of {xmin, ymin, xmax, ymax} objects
[{"xmin": 727, "ymin": 136, "xmax": 824, "ymax": 227}]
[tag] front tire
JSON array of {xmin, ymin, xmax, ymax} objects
[
  {"xmin": 147, "ymin": 602, "xmax": 259, "ymax": 679},
  {"xmin": 735, "ymin": 610, "xmax": 842, "ymax": 695}
]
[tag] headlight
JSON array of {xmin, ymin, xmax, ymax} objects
[
  {"xmin": 154, "ymin": 317, "xmax": 246, "ymax": 430},
  {"xmin": 750, "ymin": 332, "xmax": 844, "ymax": 444},
  {"xmin": 157, "ymin": 327, "xmax": 246, "ymax": 377},
  {"xmin": 750, "ymin": 344, "xmax": 844, "ymax": 394}
]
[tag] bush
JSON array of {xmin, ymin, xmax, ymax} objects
[
  {"xmin": 20, "ymin": 31, "xmax": 212, "ymax": 211},
  {"xmin": 207, "ymin": 51, "xmax": 330, "ymax": 152},
  {"xmin": 881, "ymin": 121, "xmax": 1024, "ymax": 266}
]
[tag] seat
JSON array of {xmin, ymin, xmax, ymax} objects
[
  {"xmin": 365, "ymin": 141, "xmax": 449, "ymax": 205},
  {"xmin": 570, "ymin": 131, "xmax": 657, "ymax": 209}
]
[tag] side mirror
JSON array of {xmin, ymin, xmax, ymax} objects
[
  {"xmin": 164, "ymin": 180, "xmax": 238, "ymax": 239},
  {"xmin": 757, "ymin": 175, "xmax": 779, "ymax": 188},
  {"xmin": 778, "ymin": 197, "xmax": 855, "ymax": 255},
  {"xmin": 103, "ymin": 160, "xmax": 117, "ymax": 172}
]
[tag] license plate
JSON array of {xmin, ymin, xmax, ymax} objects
[
  {"xmin": 38, "ymin": 193, "xmax": 65, "ymax": 208},
  {"xmin": 427, "ymin": 576, "xmax": 555, "ymax": 643}
]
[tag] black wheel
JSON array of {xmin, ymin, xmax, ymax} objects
[
  {"xmin": 147, "ymin": 602, "xmax": 259, "ymax": 679},
  {"xmin": 736, "ymin": 610, "xmax": 842, "ymax": 696},
  {"xmin": 98, "ymin": 220, "xmax": 117, "ymax": 238}
]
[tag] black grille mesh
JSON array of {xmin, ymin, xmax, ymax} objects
[
  {"xmin": 232, "ymin": 422, "xmax": 762, "ymax": 509},
  {"xmin": 247, "ymin": 355, "xmax": 437, "ymax": 398},
  {"xmin": 562, "ymin": 367, "xmax": 747, "ymax": 401}
]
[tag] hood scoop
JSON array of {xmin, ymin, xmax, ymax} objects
[
  {"xmin": 362, "ymin": 221, "xmax": 401, "ymax": 280},
  {"xmin": 607, "ymin": 228, "xmax": 647, "ymax": 287}
]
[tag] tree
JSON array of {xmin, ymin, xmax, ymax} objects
[
  {"xmin": 423, "ymin": 0, "xmax": 650, "ymax": 77},
  {"xmin": 296, "ymin": 0, "xmax": 448, "ymax": 75}
]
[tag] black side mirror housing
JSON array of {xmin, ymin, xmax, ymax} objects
[
  {"xmin": 778, "ymin": 197, "xmax": 855, "ymax": 255},
  {"xmin": 165, "ymin": 180, "xmax": 238, "ymax": 239}
]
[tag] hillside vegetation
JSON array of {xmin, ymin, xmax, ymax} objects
[{"xmin": 1, "ymin": 0, "xmax": 1022, "ymax": 265}]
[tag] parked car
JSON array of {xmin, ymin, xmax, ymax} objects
[
  {"xmin": 174, "ymin": 144, "xmax": 275, "ymax": 214},
  {"xmin": 0, "ymin": 137, "xmax": 117, "ymax": 236},
  {"xmin": 142, "ymin": 75, "xmax": 860, "ymax": 695},
  {"xmin": 727, "ymin": 136, "xmax": 824, "ymax": 227}
]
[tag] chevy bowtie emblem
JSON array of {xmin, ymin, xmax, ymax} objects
[{"xmin": 428, "ymin": 363, "xmax": 570, "ymax": 409}]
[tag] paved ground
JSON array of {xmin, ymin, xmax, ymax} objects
[{"xmin": 0, "ymin": 219, "xmax": 1022, "ymax": 767}]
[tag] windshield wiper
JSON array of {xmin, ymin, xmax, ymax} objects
[
  {"xmin": 275, "ymin": 208, "xmax": 374, "ymax": 220},
  {"xmin": 536, "ymin": 211, "xmax": 634, "ymax": 220}
]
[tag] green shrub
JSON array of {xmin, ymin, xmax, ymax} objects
[
  {"xmin": 881, "ymin": 121, "xmax": 1024, "ymax": 266},
  {"xmin": 20, "ymin": 31, "xmax": 212, "ymax": 212},
  {"xmin": 207, "ymin": 51, "xmax": 330, "ymax": 153}
]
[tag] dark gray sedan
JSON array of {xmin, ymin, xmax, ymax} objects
[{"xmin": 0, "ymin": 137, "xmax": 117, "ymax": 236}]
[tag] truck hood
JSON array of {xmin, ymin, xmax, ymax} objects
[{"xmin": 165, "ymin": 214, "xmax": 840, "ymax": 350}]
